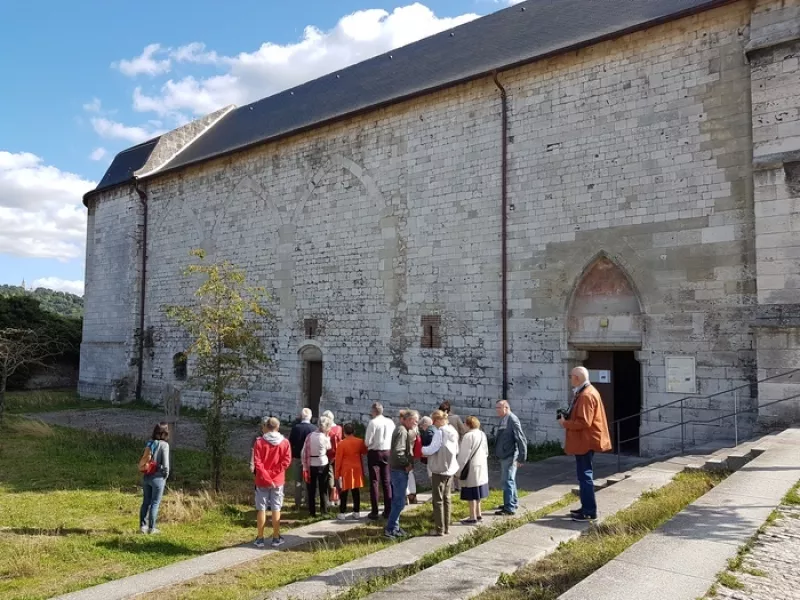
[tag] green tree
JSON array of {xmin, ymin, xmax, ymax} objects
[{"xmin": 165, "ymin": 249, "xmax": 273, "ymax": 492}]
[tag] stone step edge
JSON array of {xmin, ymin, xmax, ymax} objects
[
  {"xmin": 557, "ymin": 428, "xmax": 800, "ymax": 600},
  {"xmin": 52, "ymin": 493, "xmax": 434, "ymax": 600},
  {"xmin": 357, "ymin": 430, "xmax": 786, "ymax": 600},
  {"xmin": 262, "ymin": 483, "xmax": 575, "ymax": 600},
  {"xmin": 358, "ymin": 457, "xmax": 694, "ymax": 600}
]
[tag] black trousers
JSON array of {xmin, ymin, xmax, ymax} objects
[
  {"xmin": 307, "ymin": 464, "xmax": 330, "ymax": 516},
  {"xmin": 340, "ymin": 488, "xmax": 361, "ymax": 513}
]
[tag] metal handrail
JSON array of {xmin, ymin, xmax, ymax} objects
[
  {"xmin": 610, "ymin": 367, "xmax": 800, "ymax": 428},
  {"xmin": 613, "ymin": 386, "xmax": 800, "ymax": 472}
]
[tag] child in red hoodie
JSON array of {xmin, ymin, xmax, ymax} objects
[{"xmin": 253, "ymin": 417, "xmax": 292, "ymax": 548}]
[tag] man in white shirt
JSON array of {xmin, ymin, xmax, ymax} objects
[
  {"xmin": 422, "ymin": 410, "xmax": 460, "ymax": 535},
  {"xmin": 364, "ymin": 402, "xmax": 395, "ymax": 520}
]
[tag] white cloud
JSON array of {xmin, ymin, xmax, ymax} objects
[
  {"xmin": 91, "ymin": 117, "xmax": 162, "ymax": 144},
  {"xmin": 31, "ymin": 277, "xmax": 84, "ymax": 296},
  {"xmin": 130, "ymin": 3, "xmax": 479, "ymax": 117},
  {"xmin": 0, "ymin": 151, "xmax": 94, "ymax": 261},
  {"xmin": 83, "ymin": 97, "xmax": 103, "ymax": 113},
  {"xmin": 114, "ymin": 43, "xmax": 172, "ymax": 77},
  {"xmin": 89, "ymin": 147, "xmax": 107, "ymax": 161}
]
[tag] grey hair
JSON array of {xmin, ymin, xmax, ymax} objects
[
  {"xmin": 322, "ymin": 410, "xmax": 335, "ymax": 422},
  {"xmin": 300, "ymin": 407, "xmax": 312, "ymax": 420},
  {"xmin": 572, "ymin": 366, "xmax": 590, "ymax": 384},
  {"xmin": 420, "ymin": 416, "xmax": 432, "ymax": 427},
  {"xmin": 318, "ymin": 415, "xmax": 333, "ymax": 434}
]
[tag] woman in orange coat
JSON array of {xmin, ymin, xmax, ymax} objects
[{"xmin": 334, "ymin": 423, "xmax": 368, "ymax": 520}]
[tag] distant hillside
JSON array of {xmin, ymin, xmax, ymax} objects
[{"xmin": 0, "ymin": 285, "xmax": 83, "ymax": 319}]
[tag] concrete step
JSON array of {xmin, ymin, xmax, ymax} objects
[
  {"xmin": 360, "ymin": 456, "xmax": 693, "ymax": 600},
  {"xmin": 558, "ymin": 427, "xmax": 800, "ymax": 600},
  {"xmin": 52, "ymin": 493, "xmax": 433, "ymax": 600}
]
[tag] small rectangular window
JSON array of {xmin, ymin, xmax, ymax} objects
[
  {"xmin": 304, "ymin": 318, "xmax": 319, "ymax": 339},
  {"xmin": 421, "ymin": 315, "xmax": 441, "ymax": 349}
]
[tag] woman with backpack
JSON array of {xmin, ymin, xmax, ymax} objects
[{"xmin": 138, "ymin": 422, "xmax": 171, "ymax": 534}]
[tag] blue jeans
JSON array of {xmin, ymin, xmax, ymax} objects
[
  {"xmin": 385, "ymin": 469, "xmax": 409, "ymax": 533},
  {"xmin": 140, "ymin": 475, "xmax": 166, "ymax": 530},
  {"xmin": 499, "ymin": 457, "xmax": 518, "ymax": 513},
  {"xmin": 576, "ymin": 451, "xmax": 596, "ymax": 518}
]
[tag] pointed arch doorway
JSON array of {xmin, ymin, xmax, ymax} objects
[{"xmin": 567, "ymin": 256, "xmax": 644, "ymax": 454}]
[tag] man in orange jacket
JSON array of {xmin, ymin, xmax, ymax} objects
[
  {"xmin": 559, "ymin": 366, "xmax": 611, "ymax": 522},
  {"xmin": 253, "ymin": 416, "xmax": 292, "ymax": 547}
]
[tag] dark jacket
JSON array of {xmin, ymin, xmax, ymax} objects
[
  {"xmin": 495, "ymin": 412, "xmax": 527, "ymax": 462},
  {"xmin": 389, "ymin": 426, "xmax": 416, "ymax": 470},
  {"xmin": 289, "ymin": 420, "xmax": 316, "ymax": 459}
]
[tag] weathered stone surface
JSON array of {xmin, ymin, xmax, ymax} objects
[{"xmin": 79, "ymin": 0, "xmax": 800, "ymax": 454}]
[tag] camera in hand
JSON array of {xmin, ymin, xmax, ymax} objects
[{"xmin": 556, "ymin": 408, "xmax": 568, "ymax": 420}]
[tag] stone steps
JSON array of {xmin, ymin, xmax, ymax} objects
[
  {"xmin": 264, "ymin": 483, "xmax": 574, "ymax": 600},
  {"xmin": 52, "ymin": 494, "xmax": 433, "ymax": 600},
  {"xmin": 355, "ymin": 435, "xmax": 782, "ymax": 600},
  {"xmin": 558, "ymin": 427, "xmax": 800, "ymax": 600}
]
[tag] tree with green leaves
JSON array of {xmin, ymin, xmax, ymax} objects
[
  {"xmin": 165, "ymin": 249, "xmax": 274, "ymax": 492},
  {"xmin": 0, "ymin": 328, "xmax": 69, "ymax": 424}
]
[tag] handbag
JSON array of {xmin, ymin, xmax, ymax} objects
[
  {"xmin": 459, "ymin": 437, "xmax": 482, "ymax": 482},
  {"xmin": 138, "ymin": 441, "xmax": 159, "ymax": 476}
]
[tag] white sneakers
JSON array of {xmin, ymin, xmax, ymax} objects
[{"xmin": 336, "ymin": 512, "xmax": 361, "ymax": 521}]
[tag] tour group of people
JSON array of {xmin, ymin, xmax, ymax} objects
[{"xmin": 137, "ymin": 367, "xmax": 611, "ymax": 549}]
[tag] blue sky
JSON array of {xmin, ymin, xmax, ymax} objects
[{"xmin": 0, "ymin": 0, "xmax": 513, "ymax": 296}]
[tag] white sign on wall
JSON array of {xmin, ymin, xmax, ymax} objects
[{"xmin": 665, "ymin": 356, "xmax": 696, "ymax": 394}]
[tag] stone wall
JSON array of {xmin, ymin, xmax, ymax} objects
[
  {"xmin": 80, "ymin": 1, "xmax": 795, "ymax": 454},
  {"xmin": 79, "ymin": 185, "xmax": 142, "ymax": 401},
  {"xmin": 748, "ymin": 0, "xmax": 800, "ymax": 425}
]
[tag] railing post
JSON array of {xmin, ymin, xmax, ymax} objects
[
  {"xmin": 680, "ymin": 398, "xmax": 685, "ymax": 455},
  {"xmin": 734, "ymin": 391, "xmax": 739, "ymax": 447},
  {"xmin": 616, "ymin": 420, "xmax": 621, "ymax": 473}
]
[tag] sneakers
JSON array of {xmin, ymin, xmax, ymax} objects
[
  {"xmin": 347, "ymin": 512, "xmax": 361, "ymax": 520},
  {"xmin": 569, "ymin": 509, "xmax": 583, "ymax": 517},
  {"xmin": 140, "ymin": 525, "xmax": 149, "ymax": 534},
  {"xmin": 367, "ymin": 513, "xmax": 380, "ymax": 521},
  {"xmin": 148, "ymin": 528, "xmax": 161, "ymax": 535},
  {"xmin": 336, "ymin": 513, "xmax": 348, "ymax": 521},
  {"xmin": 571, "ymin": 514, "xmax": 597, "ymax": 523},
  {"xmin": 460, "ymin": 518, "xmax": 478, "ymax": 525},
  {"xmin": 254, "ymin": 537, "xmax": 265, "ymax": 548},
  {"xmin": 494, "ymin": 509, "xmax": 514, "ymax": 516},
  {"xmin": 384, "ymin": 530, "xmax": 398, "ymax": 539},
  {"xmin": 271, "ymin": 536, "xmax": 286, "ymax": 547}
]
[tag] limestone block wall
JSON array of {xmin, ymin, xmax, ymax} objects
[
  {"xmin": 748, "ymin": 0, "xmax": 800, "ymax": 424},
  {"xmin": 79, "ymin": 186, "xmax": 142, "ymax": 400},
  {"xmin": 501, "ymin": 3, "xmax": 758, "ymax": 452},
  {"xmin": 81, "ymin": 1, "xmax": 770, "ymax": 454}
]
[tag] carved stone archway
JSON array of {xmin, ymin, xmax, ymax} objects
[{"xmin": 567, "ymin": 255, "xmax": 643, "ymax": 349}]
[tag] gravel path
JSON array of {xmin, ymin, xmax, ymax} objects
[
  {"xmin": 30, "ymin": 408, "xmax": 261, "ymax": 461},
  {"xmin": 714, "ymin": 504, "xmax": 800, "ymax": 600}
]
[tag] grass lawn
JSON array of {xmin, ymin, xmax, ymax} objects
[
  {"xmin": 4, "ymin": 390, "xmax": 109, "ymax": 414},
  {"xmin": 0, "ymin": 416, "xmax": 323, "ymax": 600},
  {"xmin": 476, "ymin": 470, "xmax": 726, "ymax": 600}
]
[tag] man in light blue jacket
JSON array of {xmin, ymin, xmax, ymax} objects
[{"xmin": 494, "ymin": 400, "xmax": 527, "ymax": 515}]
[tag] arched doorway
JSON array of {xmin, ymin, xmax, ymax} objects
[
  {"xmin": 299, "ymin": 345, "xmax": 323, "ymax": 421},
  {"xmin": 568, "ymin": 256, "xmax": 644, "ymax": 454}
]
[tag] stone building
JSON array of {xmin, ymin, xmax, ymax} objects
[{"xmin": 80, "ymin": 0, "xmax": 800, "ymax": 454}]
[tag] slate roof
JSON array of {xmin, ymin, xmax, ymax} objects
[{"xmin": 90, "ymin": 0, "xmax": 731, "ymax": 198}]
